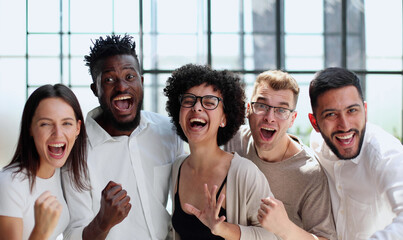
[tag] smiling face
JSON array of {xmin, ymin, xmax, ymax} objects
[
  {"xmin": 247, "ymin": 84, "xmax": 297, "ymax": 153},
  {"xmin": 31, "ymin": 98, "xmax": 81, "ymax": 178},
  {"xmin": 179, "ymin": 84, "xmax": 226, "ymax": 146},
  {"xmin": 91, "ymin": 54, "xmax": 144, "ymax": 135},
  {"xmin": 309, "ymin": 86, "xmax": 367, "ymax": 160}
]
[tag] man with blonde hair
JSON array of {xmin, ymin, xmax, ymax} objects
[{"xmin": 225, "ymin": 70, "xmax": 336, "ymax": 240}]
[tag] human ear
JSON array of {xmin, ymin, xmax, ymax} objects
[
  {"xmin": 308, "ymin": 113, "xmax": 320, "ymax": 132},
  {"xmin": 90, "ymin": 83, "xmax": 98, "ymax": 97}
]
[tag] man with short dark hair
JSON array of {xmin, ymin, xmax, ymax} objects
[
  {"xmin": 62, "ymin": 34, "xmax": 184, "ymax": 240},
  {"xmin": 225, "ymin": 70, "xmax": 336, "ymax": 240},
  {"xmin": 309, "ymin": 67, "xmax": 403, "ymax": 239}
]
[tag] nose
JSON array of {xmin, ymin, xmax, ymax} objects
[
  {"xmin": 337, "ymin": 113, "xmax": 350, "ymax": 130},
  {"xmin": 115, "ymin": 78, "xmax": 129, "ymax": 91},
  {"xmin": 263, "ymin": 107, "xmax": 276, "ymax": 122},
  {"xmin": 192, "ymin": 98, "xmax": 203, "ymax": 112},
  {"xmin": 53, "ymin": 125, "xmax": 63, "ymax": 137}
]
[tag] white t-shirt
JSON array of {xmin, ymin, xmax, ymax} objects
[
  {"xmin": 0, "ymin": 167, "xmax": 69, "ymax": 240},
  {"xmin": 310, "ymin": 122, "xmax": 403, "ymax": 240},
  {"xmin": 62, "ymin": 108, "xmax": 184, "ymax": 240}
]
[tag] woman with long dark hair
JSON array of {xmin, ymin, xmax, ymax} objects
[{"xmin": 0, "ymin": 84, "xmax": 88, "ymax": 240}]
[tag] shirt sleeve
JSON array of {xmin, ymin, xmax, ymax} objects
[
  {"xmin": 0, "ymin": 172, "xmax": 25, "ymax": 218},
  {"xmin": 61, "ymin": 168, "xmax": 94, "ymax": 240},
  {"xmin": 300, "ymin": 162, "xmax": 337, "ymax": 240},
  {"xmin": 227, "ymin": 155, "xmax": 280, "ymax": 240},
  {"xmin": 370, "ymin": 150, "xmax": 403, "ymax": 239}
]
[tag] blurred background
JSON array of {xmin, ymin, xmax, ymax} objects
[{"xmin": 0, "ymin": 0, "xmax": 402, "ymax": 167}]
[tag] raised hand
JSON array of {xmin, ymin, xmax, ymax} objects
[
  {"xmin": 257, "ymin": 197, "xmax": 292, "ymax": 235},
  {"xmin": 183, "ymin": 183, "xmax": 226, "ymax": 236},
  {"xmin": 96, "ymin": 181, "xmax": 132, "ymax": 232},
  {"xmin": 30, "ymin": 191, "xmax": 62, "ymax": 240}
]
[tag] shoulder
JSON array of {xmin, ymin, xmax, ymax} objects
[
  {"xmin": 142, "ymin": 110, "xmax": 171, "ymax": 125},
  {"xmin": 141, "ymin": 111, "xmax": 180, "ymax": 139},
  {"xmin": 229, "ymin": 153, "xmax": 268, "ymax": 185},
  {"xmin": 224, "ymin": 125, "xmax": 252, "ymax": 154},
  {"xmin": 0, "ymin": 168, "xmax": 27, "ymax": 189},
  {"xmin": 365, "ymin": 123, "xmax": 403, "ymax": 156}
]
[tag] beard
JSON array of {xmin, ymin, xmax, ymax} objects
[
  {"xmin": 100, "ymin": 98, "xmax": 143, "ymax": 132},
  {"xmin": 319, "ymin": 125, "xmax": 366, "ymax": 160}
]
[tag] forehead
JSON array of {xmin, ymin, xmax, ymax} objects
[
  {"xmin": 186, "ymin": 84, "xmax": 222, "ymax": 98},
  {"xmin": 34, "ymin": 98, "xmax": 75, "ymax": 119},
  {"xmin": 315, "ymin": 86, "xmax": 362, "ymax": 111},
  {"xmin": 253, "ymin": 84, "xmax": 294, "ymax": 105},
  {"xmin": 97, "ymin": 54, "xmax": 139, "ymax": 73}
]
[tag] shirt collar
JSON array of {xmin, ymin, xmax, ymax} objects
[{"xmin": 86, "ymin": 107, "xmax": 151, "ymax": 147}]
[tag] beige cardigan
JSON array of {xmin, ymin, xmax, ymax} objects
[{"xmin": 171, "ymin": 153, "xmax": 280, "ymax": 240}]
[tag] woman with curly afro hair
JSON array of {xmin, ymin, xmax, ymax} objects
[{"xmin": 165, "ymin": 64, "xmax": 277, "ymax": 240}]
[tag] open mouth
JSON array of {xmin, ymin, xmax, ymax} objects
[
  {"xmin": 48, "ymin": 143, "xmax": 66, "ymax": 158},
  {"xmin": 190, "ymin": 118, "xmax": 207, "ymax": 128},
  {"xmin": 260, "ymin": 127, "xmax": 276, "ymax": 140},
  {"xmin": 113, "ymin": 95, "xmax": 134, "ymax": 111},
  {"xmin": 335, "ymin": 132, "xmax": 355, "ymax": 145}
]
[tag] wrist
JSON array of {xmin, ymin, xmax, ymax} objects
[{"xmin": 29, "ymin": 227, "xmax": 51, "ymax": 240}]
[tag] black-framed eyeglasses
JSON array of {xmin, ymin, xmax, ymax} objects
[
  {"xmin": 251, "ymin": 102, "xmax": 294, "ymax": 120},
  {"xmin": 179, "ymin": 93, "xmax": 223, "ymax": 110}
]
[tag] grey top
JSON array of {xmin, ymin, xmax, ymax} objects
[{"xmin": 224, "ymin": 125, "xmax": 337, "ymax": 240}]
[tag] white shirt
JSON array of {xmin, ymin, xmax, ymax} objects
[
  {"xmin": 0, "ymin": 168, "xmax": 69, "ymax": 240},
  {"xmin": 62, "ymin": 107, "xmax": 184, "ymax": 240},
  {"xmin": 310, "ymin": 122, "xmax": 403, "ymax": 240}
]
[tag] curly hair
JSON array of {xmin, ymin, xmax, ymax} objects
[
  {"xmin": 84, "ymin": 34, "xmax": 141, "ymax": 81},
  {"xmin": 164, "ymin": 64, "xmax": 246, "ymax": 146}
]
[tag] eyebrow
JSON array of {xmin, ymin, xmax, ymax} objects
[
  {"xmin": 320, "ymin": 103, "xmax": 361, "ymax": 116},
  {"xmin": 36, "ymin": 117, "xmax": 75, "ymax": 122},
  {"xmin": 255, "ymin": 97, "xmax": 290, "ymax": 107}
]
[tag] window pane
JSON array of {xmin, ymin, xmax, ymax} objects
[
  {"xmin": 157, "ymin": 0, "xmax": 199, "ymax": 34},
  {"xmin": 0, "ymin": 1, "xmax": 26, "ymax": 55},
  {"xmin": 70, "ymin": 87, "xmax": 99, "ymax": 118},
  {"xmin": 114, "ymin": 0, "xmax": 140, "ymax": 33},
  {"xmin": 366, "ymin": 74, "xmax": 402, "ymax": 140},
  {"xmin": 285, "ymin": 0, "xmax": 323, "ymax": 33},
  {"xmin": 365, "ymin": 1, "xmax": 402, "ymax": 71},
  {"xmin": 244, "ymin": 0, "xmax": 276, "ymax": 33},
  {"xmin": 70, "ymin": 0, "xmax": 113, "ymax": 32},
  {"xmin": 244, "ymin": 34, "xmax": 276, "ymax": 71},
  {"xmin": 143, "ymin": 34, "xmax": 204, "ymax": 70},
  {"xmin": 212, "ymin": 0, "xmax": 240, "ymax": 33},
  {"xmin": 70, "ymin": 57, "xmax": 92, "ymax": 86},
  {"xmin": 28, "ymin": 35, "xmax": 60, "ymax": 56},
  {"xmin": 211, "ymin": 34, "xmax": 241, "ymax": 69},
  {"xmin": 285, "ymin": 35, "xmax": 323, "ymax": 70},
  {"xmin": 288, "ymin": 74, "xmax": 314, "ymax": 145},
  {"xmin": 70, "ymin": 34, "xmax": 103, "ymax": 57},
  {"xmin": 28, "ymin": 58, "xmax": 60, "ymax": 85},
  {"xmin": 28, "ymin": 0, "xmax": 59, "ymax": 32}
]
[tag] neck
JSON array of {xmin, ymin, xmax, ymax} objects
[
  {"xmin": 37, "ymin": 164, "xmax": 56, "ymax": 179},
  {"xmin": 256, "ymin": 135, "xmax": 297, "ymax": 163},
  {"xmin": 187, "ymin": 142, "xmax": 230, "ymax": 171},
  {"xmin": 95, "ymin": 113, "xmax": 136, "ymax": 137}
]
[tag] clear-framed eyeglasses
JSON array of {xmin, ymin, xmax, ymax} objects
[
  {"xmin": 251, "ymin": 102, "xmax": 294, "ymax": 120},
  {"xmin": 179, "ymin": 93, "xmax": 223, "ymax": 110}
]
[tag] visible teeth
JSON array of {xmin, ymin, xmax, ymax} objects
[
  {"xmin": 262, "ymin": 127, "xmax": 275, "ymax": 131},
  {"xmin": 336, "ymin": 133, "xmax": 353, "ymax": 140},
  {"xmin": 49, "ymin": 143, "xmax": 65, "ymax": 147},
  {"xmin": 190, "ymin": 118, "xmax": 206, "ymax": 124},
  {"xmin": 114, "ymin": 96, "xmax": 131, "ymax": 101}
]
